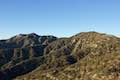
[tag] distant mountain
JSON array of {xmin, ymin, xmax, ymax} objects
[
  {"xmin": 0, "ymin": 33, "xmax": 57, "ymax": 48},
  {"xmin": 0, "ymin": 32, "xmax": 120, "ymax": 80},
  {"xmin": 0, "ymin": 33, "xmax": 57, "ymax": 80}
]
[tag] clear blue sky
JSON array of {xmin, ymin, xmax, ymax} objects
[{"xmin": 0, "ymin": 0, "xmax": 120, "ymax": 39}]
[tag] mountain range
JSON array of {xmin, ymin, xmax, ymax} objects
[{"xmin": 0, "ymin": 32, "xmax": 120, "ymax": 80}]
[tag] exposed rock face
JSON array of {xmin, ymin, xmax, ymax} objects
[{"xmin": 0, "ymin": 32, "xmax": 120, "ymax": 80}]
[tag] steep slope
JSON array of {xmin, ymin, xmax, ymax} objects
[
  {"xmin": 15, "ymin": 32, "xmax": 120, "ymax": 80},
  {"xmin": 0, "ymin": 33, "xmax": 57, "ymax": 80}
]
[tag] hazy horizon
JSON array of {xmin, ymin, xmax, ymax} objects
[{"xmin": 0, "ymin": 0, "xmax": 120, "ymax": 39}]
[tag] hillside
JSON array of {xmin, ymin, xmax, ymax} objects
[
  {"xmin": 0, "ymin": 33, "xmax": 57, "ymax": 80},
  {"xmin": 0, "ymin": 32, "xmax": 120, "ymax": 80}
]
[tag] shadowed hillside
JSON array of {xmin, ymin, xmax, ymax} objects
[{"xmin": 0, "ymin": 33, "xmax": 57, "ymax": 80}]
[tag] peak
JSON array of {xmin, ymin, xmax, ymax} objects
[
  {"xmin": 28, "ymin": 33, "xmax": 39, "ymax": 36},
  {"xmin": 27, "ymin": 33, "xmax": 39, "ymax": 38},
  {"xmin": 75, "ymin": 31, "xmax": 101, "ymax": 36},
  {"xmin": 73, "ymin": 31, "xmax": 111, "ymax": 38},
  {"xmin": 71, "ymin": 31, "xmax": 120, "ymax": 45},
  {"xmin": 29, "ymin": 33, "xmax": 37, "ymax": 35},
  {"xmin": 15, "ymin": 34, "xmax": 26, "ymax": 37},
  {"xmin": 13, "ymin": 33, "xmax": 39, "ymax": 39}
]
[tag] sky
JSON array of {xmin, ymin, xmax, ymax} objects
[{"xmin": 0, "ymin": 0, "xmax": 120, "ymax": 39}]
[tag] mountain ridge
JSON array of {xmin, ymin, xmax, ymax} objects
[{"xmin": 0, "ymin": 32, "xmax": 120, "ymax": 80}]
